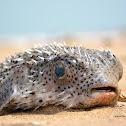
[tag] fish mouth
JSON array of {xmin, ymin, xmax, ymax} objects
[
  {"xmin": 91, "ymin": 86, "xmax": 117, "ymax": 93},
  {"xmin": 90, "ymin": 84, "xmax": 118, "ymax": 99},
  {"xmin": 90, "ymin": 85, "xmax": 118, "ymax": 106}
]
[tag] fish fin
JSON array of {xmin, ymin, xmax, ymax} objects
[{"xmin": 0, "ymin": 81, "xmax": 16, "ymax": 111}]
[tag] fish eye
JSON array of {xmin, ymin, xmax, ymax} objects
[{"xmin": 54, "ymin": 66, "xmax": 65, "ymax": 78}]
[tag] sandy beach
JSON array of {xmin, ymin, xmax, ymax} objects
[{"xmin": 0, "ymin": 42, "xmax": 126, "ymax": 126}]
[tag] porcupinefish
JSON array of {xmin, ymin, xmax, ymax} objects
[{"xmin": 0, "ymin": 43, "xmax": 124, "ymax": 111}]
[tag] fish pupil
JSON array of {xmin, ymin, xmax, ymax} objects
[{"xmin": 55, "ymin": 66, "xmax": 65, "ymax": 78}]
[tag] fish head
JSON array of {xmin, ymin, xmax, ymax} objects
[{"xmin": 44, "ymin": 46, "xmax": 123, "ymax": 108}]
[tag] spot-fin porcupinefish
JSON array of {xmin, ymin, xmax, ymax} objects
[{"xmin": 0, "ymin": 43, "xmax": 125, "ymax": 111}]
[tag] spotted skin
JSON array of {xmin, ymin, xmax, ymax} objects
[{"xmin": 0, "ymin": 43, "xmax": 124, "ymax": 111}]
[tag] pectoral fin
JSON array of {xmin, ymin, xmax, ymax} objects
[{"xmin": 0, "ymin": 81, "xmax": 15, "ymax": 111}]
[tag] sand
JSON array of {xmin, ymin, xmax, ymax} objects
[{"xmin": 0, "ymin": 42, "xmax": 126, "ymax": 126}]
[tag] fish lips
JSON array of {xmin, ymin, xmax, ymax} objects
[{"xmin": 90, "ymin": 84, "xmax": 119, "ymax": 106}]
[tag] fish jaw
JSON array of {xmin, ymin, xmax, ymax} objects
[
  {"xmin": 54, "ymin": 84, "xmax": 119, "ymax": 109},
  {"xmin": 89, "ymin": 84, "xmax": 119, "ymax": 107}
]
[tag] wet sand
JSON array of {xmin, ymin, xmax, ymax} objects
[{"xmin": 0, "ymin": 42, "xmax": 126, "ymax": 126}]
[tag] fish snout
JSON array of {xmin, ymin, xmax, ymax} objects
[{"xmin": 89, "ymin": 83, "xmax": 119, "ymax": 106}]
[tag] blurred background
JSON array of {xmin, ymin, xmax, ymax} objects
[{"xmin": 0, "ymin": 0, "xmax": 126, "ymax": 88}]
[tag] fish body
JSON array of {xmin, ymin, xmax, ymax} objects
[{"xmin": 0, "ymin": 43, "xmax": 123, "ymax": 110}]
